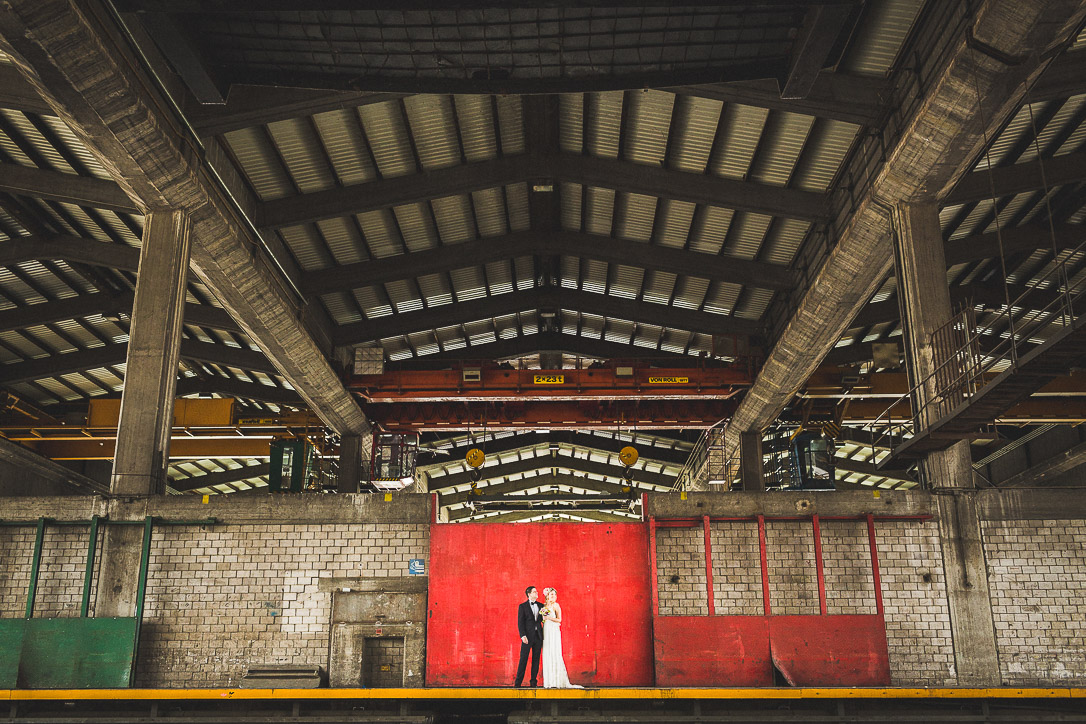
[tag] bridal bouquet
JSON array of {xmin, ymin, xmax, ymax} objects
[{"xmin": 539, "ymin": 607, "xmax": 552, "ymax": 620}]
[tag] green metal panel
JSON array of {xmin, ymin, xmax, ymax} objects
[
  {"xmin": 17, "ymin": 618, "xmax": 138, "ymax": 688},
  {"xmin": 0, "ymin": 619, "xmax": 27, "ymax": 688},
  {"xmin": 269, "ymin": 439, "xmax": 315, "ymax": 492}
]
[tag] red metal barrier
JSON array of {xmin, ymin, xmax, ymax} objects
[
  {"xmin": 427, "ymin": 522, "xmax": 654, "ymax": 687},
  {"xmin": 649, "ymin": 515, "xmax": 902, "ymax": 687},
  {"xmin": 654, "ymin": 616, "xmax": 772, "ymax": 686},
  {"xmin": 769, "ymin": 615, "xmax": 890, "ymax": 686}
]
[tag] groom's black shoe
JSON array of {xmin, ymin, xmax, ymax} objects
[{"xmin": 530, "ymin": 680, "xmax": 538, "ymax": 687}]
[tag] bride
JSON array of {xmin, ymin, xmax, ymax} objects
[{"xmin": 539, "ymin": 587, "xmax": 583, "ymax": 689}]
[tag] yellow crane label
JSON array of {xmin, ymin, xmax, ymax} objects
[{"xmin": 533, "ymin": 374, "xmax": 565, "ymax": 384}]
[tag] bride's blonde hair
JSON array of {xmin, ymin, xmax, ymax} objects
[{"xmin": 543, "ymin": 587, "xmax": 557, "ymax": 598}]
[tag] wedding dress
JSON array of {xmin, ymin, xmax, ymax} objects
[{"xmin": 541, "ymin": 614, "xmax": 583, "ymax": 688}]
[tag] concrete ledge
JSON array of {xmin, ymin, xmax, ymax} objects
[
  {"xmin": 977, "ymin": 487, "xmax": 1086, "ymax": 520},
  {"xmin": 0, "ymin": 493, "xmax": 432, "ymax": 524},
  {"xmin": 646, "ymin": 490, "xmax": 933, "ymax": 519}
]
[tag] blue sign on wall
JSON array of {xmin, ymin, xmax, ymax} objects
[{"xmin": 408, "ymin": 559, "xmax": 426, "ymax": 575}]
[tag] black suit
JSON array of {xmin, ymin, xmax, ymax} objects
[{"xmin": 515, "ymin": 599, "xmax": 544, "ymax": 685}]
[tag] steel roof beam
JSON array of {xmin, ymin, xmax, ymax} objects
[
  {"xmin": 0, "ymin": 64, "xmax": 54, "ymax": 115},
  {"xmin": 781, "ymin": 3, "xmax": 857, "ymax": 100},
  {"xmin": 943, "ymin": 222, "xmax": 1084, "ymax": 265},
  {"xmin": 946, "ymin": 149, "xmax": 1086, "ymax": 205},
  {"xmin": 421, "ymin": 431, "xmax": 691, "ymax": 467},
  {"xmin": 169, "ymin": 462, "xmax": 270, "ymax": 493},
  {"xmin": 0, "ymin": 164, "xmax": 140, "ymax": 214},
  {"xmin": 256, "ymin": 154, "xmax": 831, "ymax": 230},
  {"xmin": 186, "ymin": 87, "xmax": 405, "ymax": 137},
  {"xmin": 434, "ymin": 458, "xmax": 672, "ymax": 499},
  {"xmin": 300, "ymin": 230, "xmax": 796, "ymax": 298},
  {"xmin": 174, "ymin": 377, "xmax": 301, "ymax": 405},
  {"xmin": 1030, "ymin": 46, "xmax": 1086, "ymax": 101},
  {"xmin": 331, "ymin": 287, "xmax": 760, "ymax": 346},
  {"xmin": 669, "ymin": 72, "xmax": 887, "ymax": 127},
  {"xmin": 391, "ymin": 332, "xmax": 700, "ymax": 366},
  {"xmin": 0, "ymin": 339, "xmax": 276, "ymax": 384},
  {"xmin": 723, "ymin": 0, "xmax": 1086, "ymax": 466},
  {"xmin": 0, "ymin": 291, "xmax": 242, "ymax": 334},
  {"xmin": 0, "ymin": 234, "xmax": 141, "ymax": 271},
  {"xmin": 0, "ymin": 0, "xmax": 368, "ymax": 436}
]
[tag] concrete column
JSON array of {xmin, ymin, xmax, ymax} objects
[
  {"xmin": 892, "ymin": 202, "xmax": 974, "ymax": 488},
  {"xmin": 894, "ymin": 201, "xmax": 999, "ymax": 685},
  {"xmin": 739, "ymin": 430, "xmax": 765, "ymax": 492},
  {"xmin": 110, "ymin": 210, "xmax": 191, "ymax": 495},
  {"xmin": 338, "ymin": 433, "xmax": 364, "ymax": 493}
]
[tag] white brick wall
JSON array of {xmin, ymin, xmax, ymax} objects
[
  {"xmin": 136, "ymin": 522, "xmax": 429, "ymax": 686},
  {"xmin": 821, "ymin": 520, "xmax": 876, "ymax": 615},
  {"xmin": 710, "ymin": 521, "xmax": 763, "ymax": 615},
  {"xmin": 0, "ymin": 528, "xmax": 34, "ymax": 617},
  {"xmin": 765, "ymin": 521, "xmax": 818, "ymax": 615},
  {"xmin": 875, "ymin": 520, "xmax": 955, "ymax": 686},
  {"xmin": 655, "ymin": 526, "xmax": 708, "ymax": 616},
  {"xmin": 983, "ymin": 519, "xmax": 1086, "ymax": 685},
  {"xmin": 0, "ymin": 526, "xmax": 93, "ymax": 619}
]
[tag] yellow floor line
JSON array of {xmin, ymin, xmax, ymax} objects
[{"xmin": 2, "ymin": 687, "xmax": 1084, "ymax": 701}]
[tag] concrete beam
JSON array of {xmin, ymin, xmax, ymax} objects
[
  {"xmin": 646, "ymin": 489, "xmax": 932, "ymax": 518},
  {"xmin": 724, "ymin": 0, "xmax": 1086, "ymax": 462},
  {"xmin": 0, "ymin": 0, "xmax": 368, "ymax": 437},
  {"xmin": 111, "ymin": 211, "xmax": 191, "ymax": 495}
]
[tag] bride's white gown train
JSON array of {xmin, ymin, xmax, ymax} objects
[{"xmin": 541, "ymin": 618, "xmax": 583, "ymax": 689}]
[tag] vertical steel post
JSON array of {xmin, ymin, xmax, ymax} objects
[
  {"xmin": 25, "ymin": 517, "xmax": 46, "ymax": 619},
  {"xmin": 702, "ymin": 515, "xmax": 715, "ymax": 616},
  {"xmin": 812, "ymin": 514, "xmax": 827, "ymax": 615},
  {"xmin": 757, "ymin": 514, "xmax": 771, "ymax": 616},
  {"xmin": 80, "ymin": 515, "xmax": 100, "ymax": 617}
]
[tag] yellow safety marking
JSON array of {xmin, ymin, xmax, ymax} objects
[
  {"xmin": 384, "ymin": 493, "xmax": 392, "ymax": 501},
  {"xmin": 648, "ymin": 377, "xmax": 689, "ymax": 384},
  {"xmin": 201, "ymin": 495, "xmax": 210, "ymax": 504},
  {"xmin": 533, "ymin": 374, "xmax": 565, "ymax": 384},
  {"xmin": 3, "ymin": 688, "xmax": 1083, "ymax": 701}
]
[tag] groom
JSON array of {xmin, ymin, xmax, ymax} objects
[{"xmin": 514, "ymin": 585, "xmax": 544, "ymax": 687}]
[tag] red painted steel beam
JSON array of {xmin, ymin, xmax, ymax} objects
[
  {"xmin": 703, "ymin": 515, "xmax": 715, "ymax": 617},
  {"xmin": 649, "ymin": 511, "xmax": 659, "ymax": 619},
  {"xmin": 866, "ymin": 514, "xmax": 885, "ymax": 617},
  {"xmin": 758, "ymin": 514, "xmax": 771, "ymax": 616},
  {"xmin": 348, "ymin": 365, "xmax": 752, "ymax": 402},
  {"xmin": 362, "ymin": 399, "xmax": 740, "ymax": 431},
  {"xmin": 812, "ymin": 515, "xmax": 827, "ymax": 616}
]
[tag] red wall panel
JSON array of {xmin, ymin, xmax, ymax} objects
[
  {"xmin": 653, "ymin": 616, "xmax": 773, "ymax": 686},
  {"xmin": 427, "ymin": 522, "xmax": 654, "ymax": 687},
  {"xmin": 768, "ymin": 615, "xmax": 890, "ymax": 686}
]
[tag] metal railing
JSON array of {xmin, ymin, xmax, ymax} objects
[
  {"xmin": 872, "ymin": 234, "xmax": 1086, "ymax": 465},
  {"xmin": 674, "ymin": 424, "xmax": 737, "ymax": 491}
]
